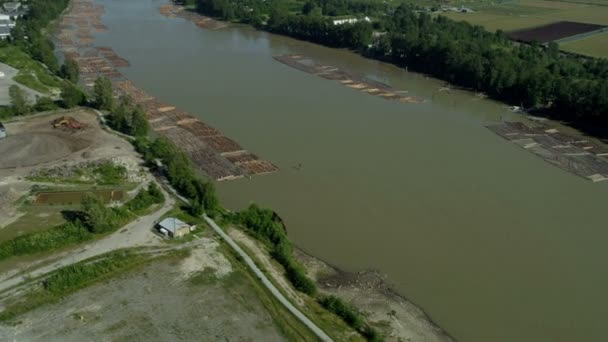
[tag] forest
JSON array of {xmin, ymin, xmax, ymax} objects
[{"xmin": 196, "ymin": 0, "xmax": 608, "ymax": 131}]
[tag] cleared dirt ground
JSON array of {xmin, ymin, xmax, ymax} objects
[
  {"xmin": 0, "ymin": 109, "xmax": 131, "ymax": 171},
  {"xmin": 0, "ymin": 247, "xmax": 286, "ymax": 342},
  {"xmin": 0, "ymin": 109, "xmax": 141, "ymax": 229}
]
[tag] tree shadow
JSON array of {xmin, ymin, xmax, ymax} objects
[{"xmin": 61, "ymin": 209, "xmax": 85, "ymax": 223}]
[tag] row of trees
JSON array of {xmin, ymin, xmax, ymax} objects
[
  {"xmin": 235, "ymin": 204, "xmax": 317, "ymax": 295},
  {"xmin": 10, "ymin": 0, "xmax": 71, "ymax": 74},
  {"xmin": 134, "ymin": 136, "xmax": 219, "ymax": 216}
]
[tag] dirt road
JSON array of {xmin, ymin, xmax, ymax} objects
[
  {"xmin": 0, "ymin": 182, "xmax": 175, "ymax": 294},
  {"xmin": 204, "ymin": 215, "xmax": 334, "ymax": 342}
]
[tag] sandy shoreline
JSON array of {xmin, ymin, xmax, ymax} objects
[{"xmin": 295, "ymin": 248, "xmax": 454, "ymax": 342}]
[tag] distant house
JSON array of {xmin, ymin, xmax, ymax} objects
[
  {"xmin": 0, "ymin": 26, "xmax": 10, "ymax": 39},
  {"xmin": 333, "ymin": 16, "xmax": 371, "ymax": 26},
  {"xmin": 0, "ymin": 122, "xmax": 6, "ymax": 139},
  {"xmin": 0, "ymin": 19, "xmax": 15, "ymax": 28},
  {"xmin": 157, "ymin": 217, "xmax": 193, "ymax": 238}
]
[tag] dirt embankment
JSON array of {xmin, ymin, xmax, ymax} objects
[{"xmin": 295, "ymin": 249, "xmax": 454, "ymax": 342}]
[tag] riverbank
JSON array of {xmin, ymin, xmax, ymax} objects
[
  {"xmin": 295, "ymin": 248, "xmax": 453, "ymax": 342},
  {"xmin": 54, "ymin": 0, "xmax": 277, "ymax": 181},
  {"xmin": 53, "ymin": 0, "xmax": 608, "ymax": 341}
]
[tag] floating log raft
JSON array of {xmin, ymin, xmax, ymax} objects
[
  {"xmin": 159, "ymin": 3, "xmax": 228, "ymax": 30},
  {"xmin": 273, "ymin": 55, "xmax": 423, "ymax": 104},
  {"xmin": 487, "ymin": 122, "xmax": 608, "ymax": 182},
  {"xmin": 54, "ymin": 0, "xmax": 277, "ymax": 181}
]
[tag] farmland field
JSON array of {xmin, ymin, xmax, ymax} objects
[
  {"xmin": 507, "ymin": 21, "xmax": 605, "ymax": 43},
  {"xmin": 560, "ymin": 32, "xmax": 608, "ymax": 57},
  {"xmin": 439, "ymin": 0, "xmax": 608, "ymax": 57}
]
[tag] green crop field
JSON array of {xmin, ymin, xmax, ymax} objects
[{"xmin": 560, "ymin": 32, "xmax": 608, "ymax": 58}]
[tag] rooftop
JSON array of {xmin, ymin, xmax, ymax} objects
[{"xmin": 158, "ymin": 217, "xmax": 189, "ymax": 234}]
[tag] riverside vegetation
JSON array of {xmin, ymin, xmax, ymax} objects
[
  {"xmin": 194, "ymin": 0, "xmax": 608, "ymax": 134},
  {"xmin": 0, "ymin": 1, "xmax": 392, "ymax": 339},
  {"xmin": 0, "ymin": 0, "xmax": 90, "ymax": 119}
]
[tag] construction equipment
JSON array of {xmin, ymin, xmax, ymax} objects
[{"xmin": 52, "ymin": 116, "xmax": 86, "ymax": 130}]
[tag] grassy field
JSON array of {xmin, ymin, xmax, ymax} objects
[
  {"xmin": 0, "ymin": 204, "xmax": 76, "ymax": 243},
  {"xmin": 0, "ymin": 45, "xmax": 62, "ymax": 94},
  {"xmin": 439, "ymin": 0, "xmax": 608, "ymax": 57},
  {"xmin": 560, "ymin": 31, "xmax": 608, "ymax": 57}
]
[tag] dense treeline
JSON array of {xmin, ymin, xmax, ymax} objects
[
  {"xmin": 0, "ymin": 0, "xmax": 89, "ymax": 119},
  {"xmin": 11, "ymin": 0, "xmax": 70, "ymax": 73},
  {"xmin": 234, "ymin": 204, "xmax": 317, "ymax": 295},
  {"xmin": 268, "ymin": 13, "xmax": 373, "ymax": 48},
  {"xmin": 106, "ymin": 95, "xmax": 149, "ymax": 137},
  {"xmin": 195, "ymin": 0, "xmax": 608, "ymax": 130}
]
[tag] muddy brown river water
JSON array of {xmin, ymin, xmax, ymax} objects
[{"xmin": 89, "ymin": 0, "xmax": 608, "ymax": 341}]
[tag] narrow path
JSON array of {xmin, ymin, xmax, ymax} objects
[{"xmin": 204, "ymin": 215, "xmax": 333, "ymax": 342}]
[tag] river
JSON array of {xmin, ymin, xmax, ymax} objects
[{"xmin": 92, "ymin": 0, "xmax": 608, "ymax": 341}]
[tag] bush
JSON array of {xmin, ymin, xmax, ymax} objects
[
  {"xmin": 34, "ymin": 96, "xmax": 58, "ymax": 112},
  {"xmin": 0, "ymin": 221, "xmax": 93, "ymax": 261},
  {"xmin": 125, "ymin": 183, "xmax": 165, "ymax": 213},
  {"xmin": 94, "ymin": 161, "xmax": 127, "ymax": 185},
  {"xmin": 238, "ymin": 204, "xmax": 317, "ymax": 295},
  {"xmin": 319, "ymin": 295, "xmax": 364, "ymax": 330}
]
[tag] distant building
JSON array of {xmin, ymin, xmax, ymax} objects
[
  {"xmin": 333, "ymin": 16, "xmax": 371, "ymax": 26},
  {"xmin": 0, "ymin": 26, "xmax": 10, "ymax": 39},
  {"xmin": 0, "ymin": 19, "xmax": 15, "ymax": 28},
  {"xmin": 157, "ymin": 217, "xmax": 193, "ymax": 238},
  {"xmin": 0, "ymin": 122, "xmax": 6, "ymax": 139}
]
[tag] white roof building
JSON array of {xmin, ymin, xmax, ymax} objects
[
  {"xmin": 333, "ymin": 16, "xmax": 371, "ymax": 26},
  {"xmin": 157, "ymin": 217, "xmax": 191, "ymax": 238}
]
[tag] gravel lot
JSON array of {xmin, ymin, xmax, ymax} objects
[{"xmin": 0, "ymin": 252, "xmax": 286, "ymax": 342}]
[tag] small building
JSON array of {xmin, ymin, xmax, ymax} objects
[
  {"xmin": 157, "ymin": 217, "xmax": 192, "ymax": 238},
  {"xmin": 0, "ymin": 122, "xmax": 6, "ymax": 139}
]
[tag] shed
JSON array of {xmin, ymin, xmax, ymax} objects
[
  {"xmin": 157, "ymin": 217, "xmax": 191, "ymax": 238},
  {"xmin": 0, "ymin": 122, "xmax": 6, "ymax": 139}
]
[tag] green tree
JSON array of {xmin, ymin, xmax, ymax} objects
[
  {"xmin": 9, "ymin": 85, "xmax": 29, "ymax": 115},
  {"xmin": 81, "ymin": 194, "xmax": 113, "ymax": 233},
  {"xmin": 34, "ymin": 96, "xmax": 58, "ymax": 112},
  {"xmin": 93, "ymin": 76, "xmax": 114, "ymax": 110},
  {"xmin": 130, "ymin": 105, "xmax": 149, "ymax": 136},
  {"xmin": 60, "ymin": 58, "xmax": 80, "ymax": 83},
  {"xmin": 61, "ymin": 82, "xmax": 85, "ymax": 108}
]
